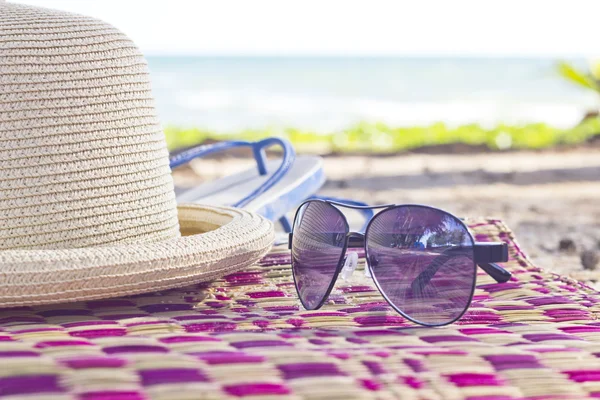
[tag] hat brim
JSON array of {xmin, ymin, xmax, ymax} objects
[{"xmin": 0, "ymin": 204, "xmax": 274, "ymax": 307}]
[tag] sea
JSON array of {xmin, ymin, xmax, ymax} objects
[{"xmin": 147, "ymin": 57, "xmax": 597, "ymax": 132}]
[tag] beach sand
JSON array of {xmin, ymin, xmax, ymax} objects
[{"xmin": 173, "ymin": 147, "xmax": 600, "ymax": 287}]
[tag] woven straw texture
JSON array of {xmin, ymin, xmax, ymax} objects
[
  {"xmin": 0, "ymin": 1, "xmax": 178, "ymax": 249},
  {"xmin": 1, "ymin": 218, "xmax": 599, "ymax": 399},
  {"xmin": 0, "ymin": 1, "xmax": 275, "ymax": 306}
]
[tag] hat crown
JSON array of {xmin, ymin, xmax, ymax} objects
[{"xmin": 0, "ymin": 3, "xmax": 181, "ymax": 249}]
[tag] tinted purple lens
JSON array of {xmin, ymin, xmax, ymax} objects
[
  {"xmin": 291, "ymin": 201, "xmax": 348, "ymax": 310},
  {"xmin": 365, "ymin": 206, "xmax": 475, "ymax": 326}
]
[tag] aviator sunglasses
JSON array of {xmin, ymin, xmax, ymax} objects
[{"xmin": 288, "ymin": 200, "xmax": 511, "ymax": 326}]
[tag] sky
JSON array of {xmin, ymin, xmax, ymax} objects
[{"xmin": 13, "ymin": 0, "xmax": 600, "ymax": 57}]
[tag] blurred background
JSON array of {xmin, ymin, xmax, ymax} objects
[{"xmin": 20, "ymin": 0, "xmax": 600, "ymax": 282}]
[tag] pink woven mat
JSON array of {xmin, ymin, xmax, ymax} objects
[{"xmin": 1, "ymin": 219, "xmax": 600, "ymax": 399}]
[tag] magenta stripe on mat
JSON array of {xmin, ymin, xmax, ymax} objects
[
  {"xmin": 70, "ymin": 328, "xmax": 128, "ymax": 338},
  {"xmin": 231, "ymin": 340, "xmax": 294, "ymax": 349},
  {"xmin": 446, "ymin": 373, "xmax": 504, "ymax": 387},
  {"xmin": 560, "ymin": 326, "xmax": 600, "ymax": 333},
  {"xmin": 0, "ymin": 351, "xmax": 39, "ymax": 358},
  {"xmin": 527, "ymin": 296, "xmax": 572, "ymax": 306},
  {"xmin": 61, "ymin": 357, "xmax": 127, "ymax": 369},
  {"xmin": 0, "ymin": 375, "xmax": 63, "ymax": 396},
  {"xmin": 159, "ymin": 335, "xmax": 221, "ymax": 344},
  {"xmin": 279, "ymin": 363, "xmax": 345, "ymax": 379},
  {"xmin": 363, "ymin": 360, "xmax": 386, "ymax": 375},
  {"xmin": 79, "ymin": 391, "xmax": 144, "ymax": 400},
  {"xmin": 354, "ymin": 315, "xmax": 405, "ymax": 325},
  {"xmin": 139, "ymin": 368, "xmax": 209, "ymax": 385},
  {"xmin": 35, "ymin": 340, "xmax": 92, "ymax": 348},
  {"xmin": 184, "ymin": 322, "xmax": 237, "ymax": 332},
  {"xmin": 224, "ymin": 383, "xmax": 291, "ymax": 397},
  {"xmin": 193, "ymin": 351, "xmax": 265, "ymax": 365},
  {"xmin": 459, "ymin": 328, "xmax": 511, "ymax": 335},
  {"xmin": 403, "ymin": 358, "xmax": 427, "ymax": 373},
  {"xmin": 103, "ymin": 345, "xmax": 169, "ymax": 354},
  {"xmin": 308, "ymin": 338, "xmax": 330, "ymax": 345},
  {"xmin": 420, "ymin": 335, "xmax": 479, "ymax": 343},
  {"xmin": 225, "ymin": 273, "xmax": 264, "ymax": 286},
  {"xmin": 524, "ymin": 333, "xmax": 583, "ymax": 342},
  {"xmin": 247, "ymin": 290, "xmax": 286, "ymax": 299},
  {"xmin": 401, "ymin": 376, "xmax": 425, "ymax": 389},
  {"xmin": 485, "ymin": 355, "xmax": 543, "ymax": 370},
  {"xmin": 360, "ymin": 378, "xmax": 382, "ymax": 391},
  {"xmin": 564, "ymin": 370, "xmax": 600, "ymax": 382},
  {"xmin": 62, "ymin": 320, "xmax": 119, "ymax": 328}
]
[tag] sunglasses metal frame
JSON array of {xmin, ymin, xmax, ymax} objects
[{"xmin": 288, "ymin": 199, "xmax": 511, "ymax": 326}]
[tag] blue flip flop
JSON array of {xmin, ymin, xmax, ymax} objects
[{"xmin": 170, "ymin": 137, "xmax": 325, "ymax": 232}]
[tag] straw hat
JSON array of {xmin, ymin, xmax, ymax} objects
[{"xmin": 0, "ymin": 1, "xmax": 274, "ymax": 307}]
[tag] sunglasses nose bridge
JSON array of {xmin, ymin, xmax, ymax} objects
[
  {"xmin": 346, "ymin": 232, "xmax": 365, "ymax": 248},
  {"xmin": 340, "ymin": 232, "xmax": 363, "ymax": 282}
]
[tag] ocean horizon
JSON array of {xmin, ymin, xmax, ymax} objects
[{"xmin": 147, "ymin": 56, "xmax": 597, "ymax": 132}]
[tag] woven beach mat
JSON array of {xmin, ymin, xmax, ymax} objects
[{"xmin": 2, "ymin": 219, "xmax": 600, "ymax": 400}]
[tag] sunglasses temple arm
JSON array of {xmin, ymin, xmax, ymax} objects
[
  {"xmin": 410, "ymin": 242, "xmax": 511, "ymax": 294},
  {"xmin": 473, "ymin": 242, "xmax": 511, "ymax": 282},
  {"xmin": 478, "ymin": 262, "xmax": 511, "ymax": 283}
]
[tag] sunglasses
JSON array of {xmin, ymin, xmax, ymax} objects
[{"xmin": 288, "ymin": 200, "xmax": 511, "ymax": 326}]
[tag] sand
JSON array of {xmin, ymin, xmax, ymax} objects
[{"xmin": 173, "ymin": 148, "xmax": 600, "ymax": 287}]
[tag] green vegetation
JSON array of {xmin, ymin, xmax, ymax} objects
[
  {"xmin": 165, "ymin": 118, "xmax": 600, "ymax": 154},
  {"xmin": 558, "ymin": 60, "xmax": 600, "ymax": 95}
]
